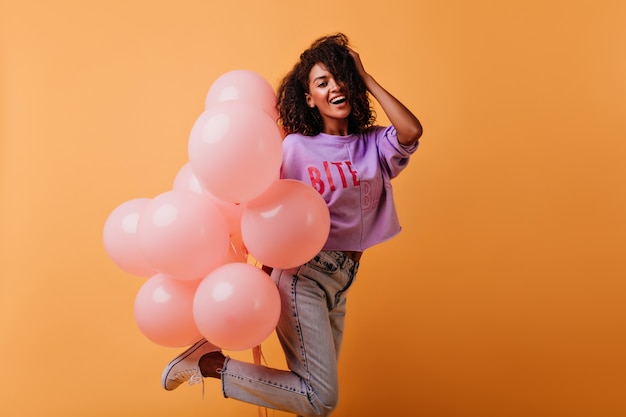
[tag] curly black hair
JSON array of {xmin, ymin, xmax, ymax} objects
[{"xmin": 277, "ymin": 33, "xmax": 375, "ymax": 136}]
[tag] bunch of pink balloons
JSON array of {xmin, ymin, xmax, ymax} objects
[{"xmin": 103, "ymin": 70, "xmax": 330, "ymax": 351}]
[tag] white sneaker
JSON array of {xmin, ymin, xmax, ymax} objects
[{"xmin": 161, "ymin": 339, "xmax": 220, "ymax": 391}]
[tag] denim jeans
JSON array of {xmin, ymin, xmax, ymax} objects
[{"xmin": 220, "ymin": 250, "xmax": 360, "ymax": 417}]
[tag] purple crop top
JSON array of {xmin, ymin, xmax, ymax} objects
[{"xmin": 280, "ymin": 125, "xmax": 418, "ymax": 252}]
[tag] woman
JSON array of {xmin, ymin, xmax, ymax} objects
[{"xmin": 161, "ymin": 33, "xmax": 423, "ymax": 417}]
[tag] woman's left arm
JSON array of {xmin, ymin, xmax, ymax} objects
[{"xmin": 349, "ymin": 49, "xmax": 423, "ymax": 146}]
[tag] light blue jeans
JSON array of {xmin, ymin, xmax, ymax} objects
[{"xmin": 219, "ymin": 250, "xmax": 360, "ymax": 417}]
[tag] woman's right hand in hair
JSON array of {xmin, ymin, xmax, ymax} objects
[{"xmin": 348, "ymin": 48, "xmax": 369, "ymax": 83}]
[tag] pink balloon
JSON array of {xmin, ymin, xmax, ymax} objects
[
  {"xmin": 173, "ymin": 162, "xmax": 244, "ymax": 237},
  {"xmin": 206, "ymin": 195, "xmax": 244, "ymax": 239},
  {"xmin": 205, "ymin": 69, "xmax": 278, "ymax": 122},
  {"xmin": 134, "ymin": 273, "xmax": 203, "ymax": 347},
  {"xmin": 193, "ymin": 262, "xmax": 280, "ymax": 351},
  {"xmin": 188, "ymin": 101, "xmax": 282, "ymax": 204},
  {"xmin": 103, "ymin": 198, "xmax": 157, "ymax": 277},
  {"xmin": 173, "ymin": 162, "xmax": 205, "ymax": 194},
  {"xmin": 137, "ymin": 190, "xmax": 230, "ymax": 280},
  {"xmin": 241, "ymin": 180, "xmax": 330, "ymax": 269}
]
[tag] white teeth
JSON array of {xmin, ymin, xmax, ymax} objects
[{"xmin": 331, "ymin": 96, "xmax": 346, "ymax": 104}]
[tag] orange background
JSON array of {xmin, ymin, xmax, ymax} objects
[{"xmin": 1, "ymin": 1, "xmax": 625, "ymax": 416}]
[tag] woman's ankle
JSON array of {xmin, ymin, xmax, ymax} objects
[{"xmin": 199, "ymin": 351, "xmax": 226, "ymax": 379}]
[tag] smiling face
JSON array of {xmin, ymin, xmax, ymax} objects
[{"xmin": 305, "ymin": 63, "xmax": 352, "ymax": 135}]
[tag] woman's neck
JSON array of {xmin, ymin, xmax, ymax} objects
[{"xmin": 321, "ymin": 119, "xmax": 349, "ymax": 136}]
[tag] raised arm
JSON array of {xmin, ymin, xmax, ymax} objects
[{"xmin": 349, "ymin": 48, "xmax": 423, "ymax": 146}]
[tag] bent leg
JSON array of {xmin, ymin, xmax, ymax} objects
[{"xmin": 220, "ymin": 252, "xmax": 356, "ymax": 417}]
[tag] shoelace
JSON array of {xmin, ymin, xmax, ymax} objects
[
  {"xmin": 175, "ymin": 369, "xmax": 205, "ymax": 398},
  {"xmin": 190, "ymin": 373, "xmax": 205, "ymax": 399},
  {"xmin": 188, "ymin": 373, "xmax": 203, "ymax": 386}
]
